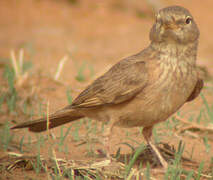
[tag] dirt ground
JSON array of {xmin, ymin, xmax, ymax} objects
[{"xmin": 0, "ymin": 0, "xmax": 213, "ymax": 179}]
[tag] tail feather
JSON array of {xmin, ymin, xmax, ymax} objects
[{"xmin": 11, "ymin": 108, "xmax": 84, "ymax": 132}]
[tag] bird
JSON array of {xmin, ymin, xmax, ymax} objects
[{"xmin": 11, "ymin": 6, "xmax": 203, "ymax": 168}]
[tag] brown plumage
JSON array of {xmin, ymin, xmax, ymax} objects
[{"xmin": 11, "ymin": 6, "xmax": 203, "ymax": 168}]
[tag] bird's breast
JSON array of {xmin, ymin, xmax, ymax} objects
[{"xmin": 141, "ymin": 58, "xmax": 197, "ymax": 120}]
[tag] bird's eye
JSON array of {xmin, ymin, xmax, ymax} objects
[{"xmin": 185, "ymin": 16, "xmax": 192, "ymax": 24}]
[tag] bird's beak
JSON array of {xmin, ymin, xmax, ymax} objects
[{"xmin": 163, "ymin": 23, "xmax": 178, "ymax": 30}]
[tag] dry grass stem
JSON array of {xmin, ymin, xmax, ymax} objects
[
  {"xmin": 10, "ymin": 49, "xmax": 29, "ymax": 87},
  {"xmin": 54, "ymin": 55, "xmax": 68, "ymax": 81},
  {"xmin": 19, "ymin": 48, "xmax": 24, "ymax": 72},
  {"xmin": 174, "ymin": 115, "xmax": 213, "ymax": 133},
  {"xmin": 46, "ymin": 100, "xmax": 50, "ymax": 139},
  {"xmin": 51, "ymin": 148, "xmax": 62, "ymax": 177},
  {"xmin": 10, "ymin": 50, "xmax": 20, "ymax": 78}
]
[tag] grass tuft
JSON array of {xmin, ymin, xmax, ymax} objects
[{"xmin": 0, "ymin": 121, "xmax": 14, "ymax": 151}]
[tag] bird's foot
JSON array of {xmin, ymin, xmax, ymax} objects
[{"xmin": 148, "ymin": 142, "xmax": 168, "ymax": 169}]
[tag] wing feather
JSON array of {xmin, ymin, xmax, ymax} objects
[{"xmin": 71, "ymin": 55, "xmax": 148, "ymax": 108}]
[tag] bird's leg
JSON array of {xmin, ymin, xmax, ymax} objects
[
  {"xmin": 102, "ymin": 123, "xmax": 114, "ymax": 159},
  {"xmin": 142, "ymin": 126, "xmax": 168, "ymax": 169}
]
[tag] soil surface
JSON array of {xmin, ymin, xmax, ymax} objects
[{"xmin": 0, "ymin": 0, "xmax": 213, "ymax": 179}]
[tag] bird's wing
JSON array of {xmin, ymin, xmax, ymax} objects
[
  {"xmin": 71, "ymin": 56, "xmax": 148, "ymax": 108},
  {"xmin": 187, "ymin": 78, "xmax": 203, "ymax": 102}
]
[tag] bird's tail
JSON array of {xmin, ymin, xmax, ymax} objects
[{"xmin": 11, "ymin": 108, "xmax": 84, "ymax": 132}]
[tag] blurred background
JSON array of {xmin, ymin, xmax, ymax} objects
[{"xmin": 0, "ymin": 0, "xmax": 212, "ymax": 84}]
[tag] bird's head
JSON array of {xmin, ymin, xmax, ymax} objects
[{"xmin": 150, "ymin": 6, "xmax": 199, "ymax": 44}]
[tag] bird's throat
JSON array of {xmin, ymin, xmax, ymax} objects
[{"xmin": 150, "ymin": 40, "xmax": 198, "ymax": 66}]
